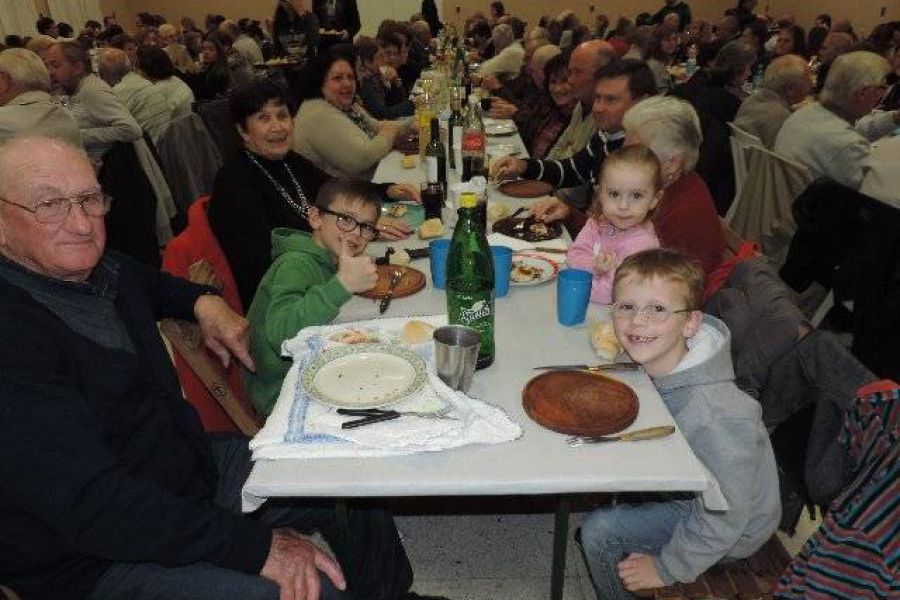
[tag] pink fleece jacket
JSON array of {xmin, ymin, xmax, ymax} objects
[{"xmin": 566, "ymin": 218, "xmax": 660, "ymax": 304}]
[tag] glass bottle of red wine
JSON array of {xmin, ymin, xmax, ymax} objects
[
  {"xmin": 446, "ymin": 192, "xmax": 495, "ymax": 369},
  {"xmin": 461, "ymin": 95, "xmax": 485, "ymax": 183},
  {"xmin": 423, "ymin": 116, "xmax": 446, "ymax": 220}
]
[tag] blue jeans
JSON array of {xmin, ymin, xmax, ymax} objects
[
  {"xmin": 579, "ymin": 499, "xmax": 689, "ymax": 600},
  {"xmin": 86, "ymin": 436, "xmax": 411, "ymax": 600}
]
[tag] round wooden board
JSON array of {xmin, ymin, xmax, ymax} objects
[
  {"xmin": 498, "ymin": 179, "xmax": 554, "ymax": 198},
  {"xmin": 522, "ymin": 370, "xmax": 639, "ymax": 436},
  {"xmin": 358, "ymin": 265, "xmax": 427, "ymax": 300}
]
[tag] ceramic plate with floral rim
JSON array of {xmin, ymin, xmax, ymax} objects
[
  {"xmin": 509, "ymin": 254, "xmax": 559, "ymax": 286},
  {"xmin": 301, "ymin": 344, "xmax": 428, "ymax": 409}
]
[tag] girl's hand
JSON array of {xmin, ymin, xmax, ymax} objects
[
  {"xmin": 595, "ymin": 249, "xmax": 616, "ymax": 273},
  {"xmin": 617, "ymin": 553, "xmax": 664, "ymax": 592}
]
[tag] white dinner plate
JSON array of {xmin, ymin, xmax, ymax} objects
[
  {"xmin": 487, "ymin": 143, "xmax": 520, "ymax": 157},
  {"xmin": 301, "ymin": 344, "xmax": 427, "ymax": 409},
  {"xmin": 484, "ymin": 120, "xmax": 517, "ymax": 136},
  {"xmin": 509, "ymin": 254, "xmax": 559, "ymax": 286}
]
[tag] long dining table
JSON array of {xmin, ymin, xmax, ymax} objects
[{"xmin": 241, "ymin": 121, "xmax": 720, "ymax": 600}]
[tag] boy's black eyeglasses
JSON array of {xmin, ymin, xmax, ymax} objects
[{"xmin": 317, "ymin": 206, "xmax": 379, "ymax": 240}]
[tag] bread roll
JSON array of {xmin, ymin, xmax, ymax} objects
[
  {"xmin": 590, "ymin": 321, "xmax": 621, "ymax": 361},
  {"xmin": 401, "ymin": 320, "xmax": 435, "ymax": 344},
  {"xmin": 418, "ymin": 218, "xmax": 443, "ymax": 239},
  {"xmin": 388, "ymin": 249, "xmax": 411, "ymax": 265}
]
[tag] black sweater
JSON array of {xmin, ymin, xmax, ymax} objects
[{"xmin": 0, "ymin": 253, "xmax": 270, "ymax": 599}]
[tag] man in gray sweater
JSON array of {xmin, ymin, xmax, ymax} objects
[{"xmin": 580, "ymin": 249, "xmax": 780, "ymax": 598}]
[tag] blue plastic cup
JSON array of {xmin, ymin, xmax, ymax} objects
[
  {"xmin": 429, "ymin": 239, "xmax": 451, "ymax": 289},
  {"xmin": 490, "ymin": 245, "xmax": 512, "ymax": 298},
  {"xmin": 556, "ymin": 268, "xmax": 593, "ymax": 325}
]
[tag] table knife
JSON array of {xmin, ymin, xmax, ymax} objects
[
  {"xmin": 379, "ymin": 269, "xmax": 403, "ymax": 314},
  {"xmin": 533, "ymin": 362, "xmax": 640, "ymax": 372},
  {"xmin": 527, "ymin": 247, "xmax": 569, "ymax": 254}
]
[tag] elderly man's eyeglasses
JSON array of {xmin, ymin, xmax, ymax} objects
[
  {"xmin": 317, "ymin": 206, "xmax": 379, "ymax": 240},
  {"xmin": 0, "ymin": 192, "xmax": 112, "ymax": 224},
  {"xmin": 611, "ymin": 301, "xmax": 693, "ymax": 323}
]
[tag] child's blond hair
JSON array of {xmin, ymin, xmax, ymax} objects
[{"xmin": 613, "ymin": 248, "xmax": 705, "ymax": 310}]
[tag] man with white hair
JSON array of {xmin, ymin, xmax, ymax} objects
[
  {"xmin": 43, "ymin": 41, "xmax": 141, "ymax": 161},
  {"xmin": 0, "ymin": 48, "xmax": 81, "ymax": 146},
  {"xmin": 220, "ymin": 20, "xmax": 263, "ymax": 66},
  {"xmin": 0, "ymin": 135, "xmax": 416, "ymax": 600},
  {"xmin": 733, "ymin": 54, "xmax": 813, "ymax": 148},
  {"xmin": 775, "ymin": 51, "xmax": 899, "ymax": 190},
  {"xmin": 98, "ymin": 47, "xmax": 172, "ymax": 143},
  {"xmin": 476, "ymin": 24, "xmax": 524, "ymax": 78}
]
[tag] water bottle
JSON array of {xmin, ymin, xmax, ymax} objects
[{"xmin": 446, "ymin": 192, "xmax": 495, "ymax": 370}]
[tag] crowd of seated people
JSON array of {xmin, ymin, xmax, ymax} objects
[{"xmin": 1, "ymin": 2, "xmax": 899, "ymax": 599}]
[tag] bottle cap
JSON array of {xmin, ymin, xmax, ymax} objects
[{"xmin": 459, "ymin": 192, "xmax": 478, "ymax": 208}]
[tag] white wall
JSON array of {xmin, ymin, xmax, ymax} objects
[{"xmin": 358, "ymin": 0, "xmax": 443, "ymax": 36}]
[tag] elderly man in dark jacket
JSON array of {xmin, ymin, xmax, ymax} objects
[{"xmin": 0, "ymin": 135, "xmax": 413, "ymax": 600}]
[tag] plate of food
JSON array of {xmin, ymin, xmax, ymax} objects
[
  {"xmin": 510, "ymin": 254, "xmax": 558, "ymax": 286},
  {"xmin": 301, "ymin": 343, "xmax": 427, "ymax": 409},
  {"xmin": 492, "ymin": 215, "xmax": 562, "ymax": 242},
  {"xmin": 381, "ymin": 202, "xmax": 425, "ymax": 229},
  {"xmin": 358, "ymin": 264, "xmax": 427, "ymax": 300}
]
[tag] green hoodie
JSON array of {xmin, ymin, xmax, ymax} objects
[{"xmin": 245, "ymin": 228, "xmax": 351, "ymax": 416}]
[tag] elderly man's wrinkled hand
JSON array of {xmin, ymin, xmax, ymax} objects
[
  {"xmin": 261, "ymin": 528, "xmax": 346, "ymax": 600},
  {"xmin": 529, "ymin": 196, "xmax": 570, "ymax": 223},
  {"xmin": 194, "ymin": 294, "xmax": 255, "ymax": 372}
]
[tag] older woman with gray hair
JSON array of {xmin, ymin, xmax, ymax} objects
[
  {"xmin": 477, "ymin": 23, "xmax": 524, "ymax": 78},
  {"xmin": 532, "ymin": 95, "xmax": 725, "ymax": 278}
]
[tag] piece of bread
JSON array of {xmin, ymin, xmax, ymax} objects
[
  {"xmin": 386, "ymin": 204, "xmax": 408, "ymax": 218},
  {"xmin": 487, "ymin": 201, "xmax": 509, "ymax": 222},
  {"xmin": 401, "ymin": 320, "xmax": 435, "ymax": 344},
  {"xmin": 388, "ymin": 249, "xmax": 411, "ymax": 265},
  {"xmin": 590, "ymin": 321, "xmax": 621, "ymax": 361},
  {"xmin": 401, "ymin": 154, "xmax": 417, "ymax": 169},
  {"xmin": 418, "ymin": 218, "xmax": 444, "ymax": 239}
]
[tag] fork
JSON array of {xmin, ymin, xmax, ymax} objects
[
  {"xmin": 338, "ymin": 405, "xmax": 458, "ymax": 429},
  {"xmin": 566, "ymin": 426, "xmax": 676, "ymax": 446}
]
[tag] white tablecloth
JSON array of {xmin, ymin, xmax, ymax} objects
[{"xmin": 242, "ymin": 123, "xmax": 725, "ymax": 513}]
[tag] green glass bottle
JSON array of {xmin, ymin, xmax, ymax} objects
[{"xmin": 446, "ymin": 192, "xmax": 495, "ymax": 369}]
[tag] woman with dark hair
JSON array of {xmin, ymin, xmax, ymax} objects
[
  {"xmin": 490, "ymin": 2, "xmax": 506, "ymax": 26},
  {"xmin": 356, "ymin": 35, "xmax": 414, "ymax": 119},
  {"xmin": 293, "ymin": 47, "xmax": 404, "ymax": 178},
  {"xmin": 139, "ymin": 45, "xmax": 195, "ymax": 118},
  {"xmin": 740, "ymin": 20, "xmax": 770, "ymax": 66},
  {"xmin": 211, "ymin": 78, "xmax": 417, "ymax": 307},
  {"xmin": 189, "ymin": 31, "xmax": 231, "ymax": 101},
  {"xmin": 527, "ymin": 51, "xmax": 578, "ymax": 159},
  {"xmin": 773, "ymin": 25, "xmax": 808, "ymax": 59},
  {"xmin": 644, "ymin": 24, "xmax": 680, "ymax": 92},
  {"xmin": 272, "ymin": 0, "xmax": 319, "ymax": 61},
  {"xmin": 421, "ymin": 0, "xmax": 442, "ymax": 37},
  {"xmin": 672, "ymin": 40, "xmax": 757, "ymax": 213}
]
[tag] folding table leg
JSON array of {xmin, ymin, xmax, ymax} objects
[{"xmin": 550, "ymin": 496, "xmax": 571, "ymax": 600}]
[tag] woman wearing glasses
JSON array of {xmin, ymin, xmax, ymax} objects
[{"xmin": 209, "ymin": 79, "xmax": 418, "ymax": 309}]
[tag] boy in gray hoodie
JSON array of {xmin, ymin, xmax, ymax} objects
[{"xmin": 580, "ymin": 249, "xmax": 781, "ymax": 598}]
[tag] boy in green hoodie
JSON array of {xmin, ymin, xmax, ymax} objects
[{"xmin": 245, "ymin": 178, "xmax": 381, "ymax": 416}]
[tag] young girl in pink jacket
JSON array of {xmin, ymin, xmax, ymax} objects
[{"xmin": 566, "ymin": 144, "xmax": 663, "ymax": 304}]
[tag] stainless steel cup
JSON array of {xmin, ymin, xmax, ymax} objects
[{"xmin": 433, "ymin": 325, "xmax": 481, "ymax": 393}]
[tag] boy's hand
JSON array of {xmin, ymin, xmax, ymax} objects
[
  {"xmin": 595, "ymin": 249, "xmax": 616, "ymax": 273},
  {"xmin": 337, "ymin": 238, "xmax": 378, "ymax": 293},
  {"xmin": 617, "ymin": 553, "xmax": 664, "ymax": 592}
]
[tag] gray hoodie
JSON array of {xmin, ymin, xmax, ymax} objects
[{"xmin": 652, "ymin": 315, "xmax": 781, "ymax": 584}]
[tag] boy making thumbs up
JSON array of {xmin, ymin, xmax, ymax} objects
[{"xmin": 246, "ymin": 178, "xmax": 382, "ymax": 417}]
